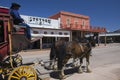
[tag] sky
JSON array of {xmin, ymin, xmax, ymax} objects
[{"xmin": 0, "ymin": 0, "xmax": 120, "ymax": 32}]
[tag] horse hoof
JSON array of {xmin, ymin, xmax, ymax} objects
[
  {"xmin": 78, "ymin": 70, "xmax": 83, "ymax": 74},
  {"xmin": 59, "ymin": 76, "xmax": 64, "ymax": 80},
  {"xmin": 45, "ymin": 65, "xmax": 54, "ymax": 70},
  {"xmin": 86, "ymin": 70, "xmax": 92, "ymax": 73},
  {"xmin": 59, "ymin": 74, "xmax": 65, "ymax": 79},
  {"xmin": 53, "ymin": 67, "xmax": 57, "ymax": 70},
  {"xmin": 78, "ymin": 71, "xmax": 83, "ymax": 74}
]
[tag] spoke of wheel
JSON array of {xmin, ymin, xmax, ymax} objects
[
  {"xmin": 28, "ymin": 77, "xmax": 36, "ymax": 80},
  {"xmin": 18, "ymin": 68, "xmax": 22, "ymax": 76},
  {"xmin": 21, "ymin": 67, "xmax": 24, "ymax": 75},
  {"xmin": 24, "ymin": 69, "xmax": 29, "ymax": 76},
  {"xmin": 26, "ymin": 68, "xmax": 32, "ymax": 76},
  {"xmin": 14, "ymin": 71, "xmax": 21, "ymax": 78},
  {"xmin": 27, "ymin": 73, "xmax": 34, "ymax": 78},
  {"xmin": 11, "ymin": 75, "xmax": 19, "ymax": 79},
  {"xmin": 22, "ymin": 66, "xmax": 26, "ymax": 75}
]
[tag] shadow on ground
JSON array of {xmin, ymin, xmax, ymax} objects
[{"xmin": 50, "ymin": 67, "xmax": 78, "ymax": 79}]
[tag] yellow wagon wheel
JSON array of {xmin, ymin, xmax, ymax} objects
[{"xmin": 8, "ymin": 66, "xmax": 37, "ymax": 80}]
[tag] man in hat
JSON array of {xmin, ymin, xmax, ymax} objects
[
  {"xmin": 9, "ymin": 3, "xmax": 31, "ymax": 40},
  {"xmin": 10, "ymin": 3, "xmax": 24, "ymax": 24}
]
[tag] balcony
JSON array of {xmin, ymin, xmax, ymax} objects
[
  {"xmin": 60, "ymin": 24, "xmax": 106, "ymax": 33},
  {"xmin": 89, "ymin": 26, "xmax": 106, "ymax": 33}
]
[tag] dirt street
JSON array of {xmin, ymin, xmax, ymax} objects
[{"xmin": 19, "ymin": 43, "xmax": 120, "ymax": 80}]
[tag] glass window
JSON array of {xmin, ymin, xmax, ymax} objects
[
  {"xmin": 74, "ymin": 18, "xmax": 78, "ymax": 26},
  {"xmin": 42, "ymin": 37, "xmax": 55, "ymax": 48},
  {"xmin": 0, "ymin": 20, "xmax": 4, "ymax": 43},
  {"xmin": 66, "ymin": 18, "xmax": 70, "ymax": 27},
  {"xmin": 82, "ymin": 20, "xmax": 85, "ymax": 27}
]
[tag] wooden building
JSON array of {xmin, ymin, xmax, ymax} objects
[{"xmin": 49, "ymin": 11, "xmax": 106, "ymax": 41}]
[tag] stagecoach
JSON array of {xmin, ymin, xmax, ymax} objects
[
  {"xmin": 0, "ymin": 6, "xmax": 92, "ymax": 80},
  {"xmin": 0, "ymin": 7, "xmax": 40, "ymax": 80}
]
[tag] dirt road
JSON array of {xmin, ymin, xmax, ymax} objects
[{"xmin": 19, "ymin": 43, "xmax": 120, "ymax": 80}]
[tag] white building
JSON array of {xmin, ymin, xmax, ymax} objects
[{"xmin": 21, "ymin": 15, "xmax": 70, "ymax": 49}]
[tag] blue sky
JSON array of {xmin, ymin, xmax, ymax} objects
[{"xmin": 0, "ymin": 0, "xmax": 120, "ymax": 32}]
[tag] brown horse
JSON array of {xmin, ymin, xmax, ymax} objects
[
  {"xmin": 49, "ymin": 38, "xmax": 92, "ymax": 79},
  {"xmin": 49, "ymin": 38, "xmax": 67, "ymax": 70},
  {"xmin": 60, "ymin": 41, "xmax": 92, "ymax": 78}
]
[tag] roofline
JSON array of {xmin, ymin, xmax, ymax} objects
[
  {"xmin": 49, "ymin": 11, "xmax": 89, "ymax": 19},
  {"xmin": 0, "ymin": 6, "xmax": 9, "ymax": 9},
  {"xmin": 60, "ymin": 11, "xmax": 89, "ymax": 19}
]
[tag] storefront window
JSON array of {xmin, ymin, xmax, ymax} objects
[
  {"xmin": 0, "ymin": 20, "xmax": 4, "ymax": 43},
  {"xmin": 42, "ymin": 37, "xmax": 55, "ymax": 48}
]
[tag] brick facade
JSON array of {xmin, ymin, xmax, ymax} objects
[{"xmin": 49, "ymin": 11, "xmax": 106, "ymax": 33}]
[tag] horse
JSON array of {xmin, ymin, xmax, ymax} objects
[
  {"xmin": 49, "ymin": 38, "xmax": 67, "ymax": 70},
  {"xmin": 59, "ymin": 41, "xmax": 92, "ymax": 78},
  {"xmin": 49, "ymin": 38, "xmax": 92, "ymax": 79}
]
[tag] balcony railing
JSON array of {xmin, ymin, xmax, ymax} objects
[{"xmin": 60, "ymin": 23, "xmax": 106, "ymax": 33}]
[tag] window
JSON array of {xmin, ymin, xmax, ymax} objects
[
  {"xmin": 51, "ymin": 32, "xmax": 54, "ymax": 34},
  {"xmin": 33, "ymin": 31, "xmax": 39, "ymax": 34},
  {"xmin": 74, "ymin": 18, "xmax": 78, "ymax": 27},
  {"xmin": 75, "ymin": 22, "xmax": 78, "ymax": 27},
  {"xmin": 64, "ymin": 33, "xmax": 68, "ymax": 35},
  {"xmin": 82, "ymin": 20, "xmax": 85, "ymax": 27},
  {"xmin": 66, "ymin": 18, "xmax": 70, "ymax": 27},
  {"xmin": 42, "ymin": 37, "xmax": 55, "ymax": 48},
  {"xmin": 59, "ymin": 32, "xmax": 62, "ymax": 35},
  {"xmin": 44, "ymin": 31, "xmax": 47, "ymax": 34},
  {"xmin": 0, "ymin": 20, "xmax": 4, "ymax": 43}
]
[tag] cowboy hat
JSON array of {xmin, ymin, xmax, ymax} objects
[{"xmin": 10, "ymin": 3, "xmax": 21, "ymax": 9}]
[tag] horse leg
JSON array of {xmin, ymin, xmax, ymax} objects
[
  {"xmin": 59, "ymin": 67, "xmax": 65, "ymax": 79},
  {"xmin": 78, "ymin": 58, "xmax": 83, "ymax": 73},
  {"xmin": 59, "ymin": 55, "xmax": 71, "ymax": 79},
  {"xmin": 86, "ymin": 54, "xmax": 91, "ymax": 73},
  {"xmin": 53, "ymin": 59, "xmax": 57, "ymax": 70},
  {"xmin": 58, "ymin": 59, "xmax": 65, "ymax": 79},
  {"xmin": 49, "ymin": 59, "xmax": 54, "ymax": 69},
  {"xmin": 72, "ymin": 58, "xmax": 79, "ymax": 67},
  {"xmin": 71, "ymin": 58, "xmax": 76, "ymax": 67}
]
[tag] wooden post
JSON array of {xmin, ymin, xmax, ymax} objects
[
  {"xmin": 81, "ymin": 31, "xmax": 83, "ymax": 38},
  {"xmin": 97, "ymin": 33, "xmax": 100, "ymax": 46},
  {"xmin": 55, "ymin": 37, "xmax": 57, "ymax": 41},
  {"xmin": 105, "ymin": 33, "xmax": 107, "ymax": 46},
  {"xmin": 70, "ymin": 31, "xmax": 72, "ymax": 41},
  {"xmin": 40, "ymin": 38, "xmax": 42, "ymax": 49}
]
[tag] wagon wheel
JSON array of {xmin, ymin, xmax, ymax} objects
[{"xmin": 8, "ymin": 66, "xmax": 37, "ymax": 80}]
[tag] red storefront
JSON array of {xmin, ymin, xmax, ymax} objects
[{"xmin": 49, "ymin": 11, "xmax": 106, "ymax": 41}]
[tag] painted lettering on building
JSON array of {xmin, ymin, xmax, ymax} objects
[{"xmin": 28, "ymin": 16, "xmax": 51, "ymax": 26}]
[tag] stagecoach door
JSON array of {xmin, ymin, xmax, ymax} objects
[
  {"xmin": 0, "ymin": 20, "xmax": 9, "ymax": 61},
  {"xmin": 0, "ymin": 20, "xmax": 4, "ymax": 43}
]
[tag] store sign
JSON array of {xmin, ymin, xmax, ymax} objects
[
  {"xmin": 28, "ymin": 16, "xmax": 51, "ymax": 26},
  {"xmin": 21, "ymin": 15, "xmax": 60, "ymax": 29}
]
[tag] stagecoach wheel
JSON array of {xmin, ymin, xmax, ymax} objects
[{"xmin": 8, "ymin": 66, "xmax": 37, "ymax": 80}]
